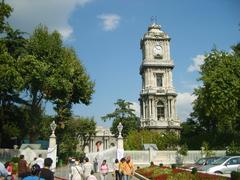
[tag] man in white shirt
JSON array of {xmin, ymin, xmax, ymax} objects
[{"xmin": 36, "ymin": 154, "xmax": 44, "ymax": 168}]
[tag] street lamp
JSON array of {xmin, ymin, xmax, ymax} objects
[
  {"xmin": 117, "ymin": 122, "xmax": 123, "ymax": 138},
  {"xmin": 50, "ymin": 121, "xmax": 57, "ymax": 135}
]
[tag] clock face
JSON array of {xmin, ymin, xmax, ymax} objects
[{"xmin": 153, "ymin": 45, "xmax": 162, "ymax": 55}]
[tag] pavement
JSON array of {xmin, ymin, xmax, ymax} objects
[{"xmin": 55, "ymin": 165, "xmax": 138, "ymax": 180}]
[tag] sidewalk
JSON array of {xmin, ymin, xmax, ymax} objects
[{"xmin": 55, "ymin": 165, "xmax": 138, "ymax": 179}]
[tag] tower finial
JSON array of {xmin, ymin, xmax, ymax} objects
[{"xmin": 150, "ymin": 16, "xmax": 158, "ymax": 25}]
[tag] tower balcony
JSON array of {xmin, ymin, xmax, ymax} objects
[
  {"xmin": 140, "ymin": 87, "xmax": 176, "ymax": 95},
  {"xmin": 140, "ymin": 117, "xmax": 181, "ymax": 129},
  {"xmin": 140, "ymin": 60, "xmax": 174, "ymax": 74},
  {"xmin": 142, "ymin": 59, "xmax": 174, "ymax": 66}
]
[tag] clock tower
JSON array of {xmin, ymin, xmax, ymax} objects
[{"xmin": 139, "ymin": 23, "xmax": 181, "ymax": 133}]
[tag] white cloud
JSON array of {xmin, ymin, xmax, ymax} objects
[
  {"xmin": 187, "ymin": 55, "xmax": 205, "ymax": 72},
  {"xmin": 176, "ymin": 92, "xmax": 196, "ymax": 121},
  {"xmin": 130, "ymin": 102, "xmax": 140, "ymax": 117},
  {"xmin": 97, "ymin": 14, "xmax": 121, "ymax": 31},
  {"xmin": 6, "ymin": 0, "xmax": 92, "ymax": 39}
]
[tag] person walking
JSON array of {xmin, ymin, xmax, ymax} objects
[
  {"xmin": 93, "ymin": 158, "xmax": 98, "ymax": 173},
  {"xmin": 39, "ymin": 158, "xmax": 54, "ymax": 180},
  {"xmin": 113, "ymin": 159, "xmax": 121, "ymax": 180},
  {"xmin": 99, "ymin": 160, "xmax": 109, "ymax": 180},
  {"xmin": 5, "ymin": 161, "xmax": 14, "ymax": 180},
  {"xmin": 120, "ymin": 156, "xmax": 134, "ymax": 180},
  {"xmin": 29, "ymin": 158, "xmax": 37, "ymax": 168},
  {"xmin": 82, "ymin": 157, "xmax": 93, "ymax": 180},
  {"xmin": 70, "ymin": 158, "xmax": 83, "ymax": 180},
  {"xmin": 35, "ymin": 154, "xmax": 44, "ymax": 169},
  {"xmin": 23, "ymin": 164, "xmax": 44, "ymax": 180},
  {"xmin": 0, "ymin": 162, "xmax": 8, "ymax": 180},
  {"xmin": 18, "ymin": 155, "xmax": 30, "ymax": 180},
  {"xmin": 124, "ymin": 156, "xmax": 134, "ymax": 180},
  {"xmin": 119, "ymin": 158, "xmax": 127, "ymax": 180}
]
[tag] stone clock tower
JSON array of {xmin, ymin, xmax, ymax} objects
[{"xmin": 139, "ymin": 23, "xmax": 181, "ymax": 133}]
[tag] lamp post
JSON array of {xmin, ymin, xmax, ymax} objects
[
  {"xmin": 50, "ymin": 121, "xmax": 57, "ymax": 135},
  {"xmin": 117, "ymin": 122, "xmax": 123, "ymax": 138},
  {"xmin": 116, "ymin": 122, "xmax": 124, "ymax": 160},
  {"xmin": 48, "ymin": 121, "xmax": 57, "ymax": 172}
]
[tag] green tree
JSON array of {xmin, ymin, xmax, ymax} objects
[
  {"xmin": 0, "ymin": 2, "xmax": 26, "ymax": 145},
  {"xmin": 72, "ymin": 117, "xmax": 96, "ymax": 152},
  {"xmin": 16, "ymin": 25, "xmax": 95, "ymax": 142},
  {"xmin": 185, "ymin": 44, "xmax": 240, "ymax": 149},
  {"xmin": 201, "ymin": 141, "xmax": 215, "ymax": 157},
  {"xmin": 58, "ymin": 117, "xmax": 96, "ymax": 160},
  {"xmin": 0, "ymin": 1, "xmax": 12, "ymax": 33},
  {"xmin": 102, "ymin": 99, "xmax": 139, "ymax": 137},
  {"xmin": 1, "ymin": 2, "xmax": 95, "ymax": 146},
  {"xmin": 180, "ymin": 118, "xmax": 205, "ymax": 149}
]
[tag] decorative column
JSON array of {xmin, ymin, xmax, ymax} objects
[
  {"xmin": 47, "ymin": 121, "xmax": 57, "ymax": 172},
  {"xmin": 116, "ymin": 122, "xmax": 124, "ymax": 160}
]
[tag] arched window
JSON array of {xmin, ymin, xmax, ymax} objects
[{"xmin": 157, "ymin": 101, "xmax": 164, "ymax": 120}]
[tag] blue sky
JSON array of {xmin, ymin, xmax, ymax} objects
[{"xmin": 7, "ymin": 0, "xmax": 240, "ymax": 127}]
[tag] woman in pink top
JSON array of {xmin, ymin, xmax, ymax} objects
[{"xmin": 99, "ymin": 160, "xmax": 108, "ymax": 180}]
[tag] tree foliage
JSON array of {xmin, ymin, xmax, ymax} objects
[
  {"xmin": 0, "ymin": 1, "xmax": 12, "ymax": 33},
  {"xmin": 0, "ymin": 1, "xmax": 95, "ymax": 146},
  {"xmin": 181, "ymin": 43, "xmax": 240, "ymax": 149},
  {"xmin": 0, "ymin": 1, "xmax": 27, "ymax": 147},
  {"xmin": 58, "ymin": 117, "xmax": 96, "ymax": 160},
  {"xmin": 14, "ymin": 25, "xmax": 94, "ymax": 142},
  {"xmin": 124, "ymin": 130, "xmax": 179, "ymax": 150},
  {"xmin": 102, "ymin": 99, "xmax": 139, "ymax": 137}
]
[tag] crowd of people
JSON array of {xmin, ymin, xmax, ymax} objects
[
  {"xmin": 113, "ymin": 156, "xmax": 134, "ymax": 180},
  {"xmin": 68, "ymin": 157, "xmax": 97, "ymax": 180},
  {"xmin": 1, "ymin": 154, "xmax": 135, "ymax": 180},
  {"xmin": 68, "ymin": 155, "xmax": 135, "ymax": 180},
  {"xmin": 0, "ymin": 154, "xmax": 53, "ymax": 180}
]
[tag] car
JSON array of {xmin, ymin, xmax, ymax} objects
[
  {"xmin": 238, "ymin": 165, "xmax": 240, "ymax": 172},
  {"xmin": 184, "ymin": 157, "xmax": 220, "ymax": 170},
  {"xmin": 200, "ymin": 156, "xmax": 240, "ymax": 174}
]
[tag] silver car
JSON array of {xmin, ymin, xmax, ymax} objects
[{"xmin": 201, "ymin": 156, "xmax": 240, "ymax": 174}]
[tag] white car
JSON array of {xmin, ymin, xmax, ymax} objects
[{"xmin": 201, "ymin": 156, "xmax": 240, "ymax": 174}]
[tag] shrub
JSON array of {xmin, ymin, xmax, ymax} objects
[
  {"xmin": 171, "ymin": 164, "xmax": 176, "ymax": 169},
  {"xmin": 231, "ymin": 171, "xmax": 240, "ymax": 180},
  {"xmin": 159, "ymin": 163, "xmax": 163, "ymax": 167},
  {"xmin": 137, "ymin": 166, "xmax": 228, "ymax": 180},
  {"xmin": 191, "ymin": 168, "xmax": 197, "ymax": 175},
  {"xmin": 177, "ymin": 144, "xmax": 188, "ymax": 156},
  {"xmin": 226, "ymin": 142, "xmax": 240, "ymax": 156},
  {"xmin": 11, "ymin": 157, "xmax": 19, "ymax": 163}
]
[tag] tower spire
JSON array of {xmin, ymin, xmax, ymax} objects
[{"xmin": 150, "ymin": 16, "xmax": 157, "ymax": 25}]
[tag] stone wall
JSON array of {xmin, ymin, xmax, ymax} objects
[
  {"xmin": 125, "ymin": 150, "xmax": 226, "ymax": 166},
  {"xmin": 0, "ymin": 149, "xmax": 18, "ymax": 162}
]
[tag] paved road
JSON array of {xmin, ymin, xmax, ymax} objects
[
  {"xmin": 95, "ymin": 173, "xmax": 138, "ymax": 180},
  {"xmin": 55, "ymin": 166, "xmax": 138, "ymax": 180}
]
